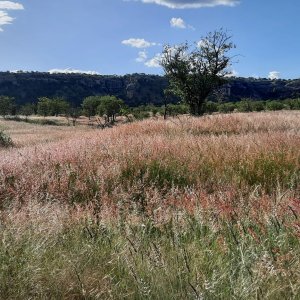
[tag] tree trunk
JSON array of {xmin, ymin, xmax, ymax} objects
[{"xmin": 189, "ymin": 100, "xmax": 205, "ymax": 116}]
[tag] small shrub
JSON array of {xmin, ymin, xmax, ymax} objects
[
  {"xmin": 266, "ymin": 100, "xmax": 286, "ymax": 111},
  {"xmin": 218, "ymin": 102, "xmax": 236, "ymax": 113},
  {"xmin": 251, "ymin": 101, "xmax": 265, "ymax": 112},
  {"xmin": 283, "ymin": 98, "xmax": 300, "ymax": 110},
  {"xmin": 0, "ymin": 131, "xmax": 13, "ymax": 147},
  {"xmin": 167, "ymin": 103, "xmax": 190, "ymax": 116},
  {"xmin": 132, "ymin": 110, "xmax": 151, "ymax": 120},
  {"xmin": 26, "ymin": 119, "xmax": 60, "ymax": 126},
  {"xmin": 205, "ymin": 101, "xmax": 218, "ymax": 114},
  {"xmin": 236, "ymin": 99, "xmax": 254, "ymax": 112},
  {"xmin": 5, "ymin": 116, "xmax": 22, "ymax": 122}
]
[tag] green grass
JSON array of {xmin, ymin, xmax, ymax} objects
[{"xmin": 1, "ymin": 211, "xmax": 299, "ymax": 299}]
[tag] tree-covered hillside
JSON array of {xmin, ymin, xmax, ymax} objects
[
  {"xmin": 0, "ymin": 72, "xmax": 169, "ymax": 106},
  {"xmin": 0, "ymin": 72, "xmax": 300, "ymax": 106}
]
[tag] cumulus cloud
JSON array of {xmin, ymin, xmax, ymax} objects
[
  {"xmin": 0, "ymin": 1, "xmax": 24, "ymax": 10},
  {"xmin": 129, "ymin": 0, "xmax": 239, "ymax": 9},
  {"xmin": 268, "ymin": 71, "xmax": 280, "ymax": 80},
  {"xmin": 0, "ymin": 1, "xmax": 24, "ymax": 31},
  {"xmin": 48, "ymin": 68, "xmax": 100, "ymax": 75},
  {"xmin": 122, "ymin": 38, "xmax": 157, "ymax": 48},
  {"xmin": 170, "ymin": 17, "xmax": 186, "ymax": 28},
  {"xmin": 145, "ymin": 53, "xmax": 162, "ymax": 68},
  {"xmin": 136, "ymin": 50, "xmax": 148, "ymax": 62}
]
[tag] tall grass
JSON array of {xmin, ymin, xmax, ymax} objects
[{"xmin": 0, "ymin": 111, "xmax": 299, "ymax": 298}]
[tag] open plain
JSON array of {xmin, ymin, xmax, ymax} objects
[{"xmin": 0, "ymin": 111, "xmax": 300, "ymax": 299}]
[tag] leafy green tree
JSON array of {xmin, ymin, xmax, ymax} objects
[
  {"xmin": 97, "ymin": 96, "xmax": 124, "ymax": 122},
  {"xmin": 49, "ymin": 98, "xmax": 70, "ymax": 116},
  {"xmin": 82, "ymin": 96, "xmax": 102, "ymax": 119},
  {"xmin": 0, "ymin": 96, "xmax": 15, "ymax": 117},
  {"xmin": 37, "ymin": 97, "xmax": 51, "ymax": 117},
  {"xmin": 161, "ymin": 29, "xmax": 235, "ymax": 115},
  {"xmin": 20, "ymin": 103, "xmax": 35, "ymax": 120}
]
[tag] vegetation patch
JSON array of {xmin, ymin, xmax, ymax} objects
[
  {"xmin": 0, "ymin": 112, "xmax": 299, "ymax": 298},
  {"xmin": 234, "ymin": 153, "xmax": 299, "ymax": 192},
  {"xmin": 0, "ymin": 130, "xmax": 13, "ymax": 147},
  {"xmin": 120, "ymin": 159, "xmax": 193, "ymax": 189}
]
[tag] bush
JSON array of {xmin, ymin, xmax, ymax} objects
[
  {"xmin": 236, "ymin": 99, "xmax": 254, "ymax": 112},
  {"xmin": 218, "ymin": 102, "xmax": 236, "ymax": 113},
  {"xmin": 144, "ymin": 104, "xmax": 162, "ymax": 116},
  {"xmin": 266, "ymin": 100, "xmax": 286, "ymax": 111},
  {"xmin": 251, "ymin": 101, "xmax": 265, "ymax": 112},
  {"xmin": 0, "ymin": 131, "xmax": 13, "ymax": 147},
  {"xmin": 167, "ymin": 103, "xmax": 189, "ymax": 117},
  {"xmin": 204, "ymin": 101, "xmax": 218, "ymax": 114},
  {"xmin": 132, "ymin": 110, "xmax": 151, "ymax": 120},
  {"xmin": 283, "ymin": 98, "xmax": 300, "ymax": 110}
]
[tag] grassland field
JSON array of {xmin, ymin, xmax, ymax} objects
[{"xmin": 0, "ymin": 111, "xmax": 300, "ymax": 299}]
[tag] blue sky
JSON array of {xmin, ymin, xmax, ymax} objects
[{"xmin": 0, "ymin": 0, "xmax": 299, "ymax": 79}]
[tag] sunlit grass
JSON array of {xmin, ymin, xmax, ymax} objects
[{"xmin": 0, "ymin": 111, "xmax": 299, "ymax": 298}]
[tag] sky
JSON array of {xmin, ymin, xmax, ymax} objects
[{"xmin": 0, "ymin": 0, "xmax": 299, "ymax": 79}]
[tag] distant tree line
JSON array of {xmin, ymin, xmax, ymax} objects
[
  {"xmin": 205, "ymin": 98, "xmax": 300, "ymax": 113},
  {"xmin": 1, "ymin": 95, "xmax": 299, "ymax": 125},
  {"xmin": 0, "ymin": 94, "xmax": 125, "ymax": 125}
]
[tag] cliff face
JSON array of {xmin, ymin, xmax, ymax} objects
[
  {"xmin": 0, "ymin": 72, "xmax": 168, "ymax": 106},
  {"xmin": 0, "ymin": 72, "xmax": 299, "ymax": 106},
  {"xmin": 226, "ymin": 78, "xmax": 300, "ymax": 101}
]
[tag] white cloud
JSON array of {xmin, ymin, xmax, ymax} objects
[
  {"xmin": 145, "ymin": 53, "xmax": 162, "ymax": 68},
  {"xmin": 0, "ymin": 10, "xmax": 13, "ymax": 31},
  {"xmin": 0, "ymin": 1, "xmax": 24, "ymax": 10},
  {"xmin": 130, "ymin": 0, "xmax": 239, "ymax": 9},
  {"xmin": 0, "ymin": 1, "xmax": 24, "ymax": 31},
  {"xmin": 268, "ymin": 71, "xmax": 280, "ymax": 80},
  {"xmin": 225, "ymin": 69, "xmax": 239, "ymax": 77},
  {"xmin": 136, "ymin": 50, "xmax": 148, "ymax": 62},
  {"xmin": 122, "ymin": 38, "xmax": 157, "ymax": 48},
  {"xmin": 48, "ymin": 68, "xmax": 100, "ymax": 75},
  {"xmin": 170, "ymin": 17, "xmax": 186, "ymax": 28}
]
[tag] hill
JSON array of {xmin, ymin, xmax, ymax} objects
[{"xmin": 0, "ymin": 71, "xmax": 300, "ymax": 106}]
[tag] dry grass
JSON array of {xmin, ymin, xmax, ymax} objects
[
  {"xmin": 0, "ymin": 111, "xmax": 299, "ymax": 299},
  {"xmin": 0, "ymin": 117, "xmax": 93, "ymax": 148}
]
